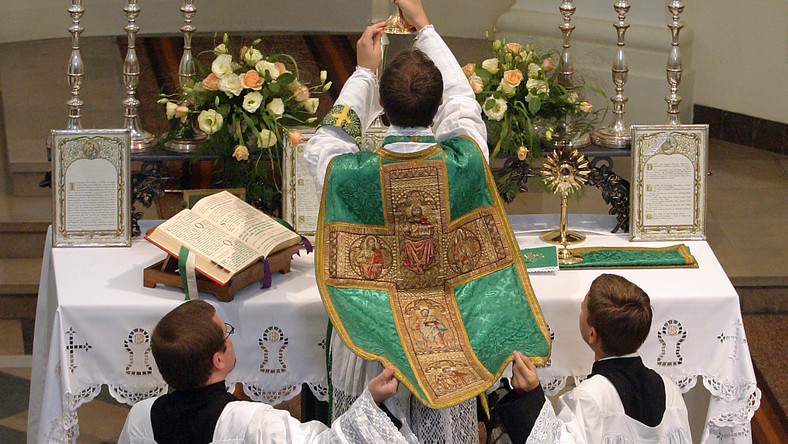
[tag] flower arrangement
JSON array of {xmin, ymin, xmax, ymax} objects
[
  {"xmin": 462, "ymin": 33, "xmax": 602, "ymax": 202},
  {"xmin": 159, "ymin": 34, "xmax": 330, "ymax": 216}
]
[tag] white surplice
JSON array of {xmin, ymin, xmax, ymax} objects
[
  {"xmin": 526, "ymin": 374, "xmax": 691, "ymax": 444},
  {"xmin": 118, "ymin": 388, "xmax": 413, "ymax": 444},
  {"xmin": 302, "ymin": 24, "xmax": 487, "ymax": 444}
]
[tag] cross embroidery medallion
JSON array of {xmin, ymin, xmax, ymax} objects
[{"xmin": 324, "ymin": 157, "xmax": 514, "ymax": 405}]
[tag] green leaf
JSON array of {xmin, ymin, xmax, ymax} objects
[
  {"xmin": 528, "ymin": 97, "xmax": 541, "ymax": 114},
  {"xmin": 277, "ymin": 72, "xmax": 296, "ymax": 86},
  {"xmin": 474, "ymin": 67, "xmax": 491, "ymax": 82}
]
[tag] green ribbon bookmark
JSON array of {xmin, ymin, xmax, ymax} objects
[{"xmin": 178, "ymin": 246, "xmax": 198, "ymax": 300}]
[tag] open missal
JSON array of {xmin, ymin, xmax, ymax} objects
[{"xmin": 145, "ymin": 191, "xmax": 302, "ymax": 285}]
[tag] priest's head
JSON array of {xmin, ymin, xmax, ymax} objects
[
  {"xmin": 151, "ymin": 300, "xmax": 236, "ymax": 391},
  {"xmin": 380, "ymin": 48, "xmax": 443, "ymax": 128},
  {"xmin": 579, "ymin": 274, "xmax": 652, "ymax": 360}
]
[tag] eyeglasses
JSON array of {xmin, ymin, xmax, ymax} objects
[{"xmin": 224, "ymin": 322, "xmax": 235, "ymax": 340}]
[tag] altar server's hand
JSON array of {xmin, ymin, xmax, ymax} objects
[
  {"xmin": 357, "ymin": 21, "xmax": 386, "ymax": 71},
  {"xmin": 511, "ymin": 350, "xmax": 541, "ymax": 394},
  {"xmin": 396, "ymin": 0, "xmax": 430, "ymax": 31},
  {"xmin": 369, "ymin": 366, "xmax": 399, "ymax": 405}
]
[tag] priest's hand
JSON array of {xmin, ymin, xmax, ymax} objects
[
  {"xmin": 357, "ymin": 21, "xmax": 386, "ymax": 71},
  {"xmin": 511, "ymin": 350, "xmax": 541, "ymax": 394},
  {"xmin": 369, "ymin": 366, "xmax": 399, "ymax": 405},
  {"xmin": 396, "ymin": 0, "xmax": 430, "ymax": 31}
]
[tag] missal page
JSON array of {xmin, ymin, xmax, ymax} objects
[
  {"xmin": 191, "ymin": 191, "xmax": 301, "ymax": 257},
  {"xmin": 152, "ymin": 210, "xmax": 261, "ymax": 277}
]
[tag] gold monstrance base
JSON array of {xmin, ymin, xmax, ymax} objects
[
  {"xmin": 539, "ymin": 229, "xmax": 586, "ymax": 245},
  {"xmin": 557, "ymin": 245, "xmax": 583, "ymax": 265}
]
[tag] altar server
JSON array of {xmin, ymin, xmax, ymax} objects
[
  {"xmin": 495, "ymin": 274, "xmax": 692, "ymax": 444},
  {"xmin": 119, "ymin": 300, "xmax": 415, "ymax": 444},
  {"xmin": 303, "ymin": 0, "xmax": 550, "ymax": 442}
]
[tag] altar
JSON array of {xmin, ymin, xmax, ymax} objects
[{"xmin": 27, "ymin": 215, "xmax": 760, "ymax": 444}]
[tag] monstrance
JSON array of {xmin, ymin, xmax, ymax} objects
[{"xmin": 540, "ymin": 148, "xmax": 590, "ymax": 264}]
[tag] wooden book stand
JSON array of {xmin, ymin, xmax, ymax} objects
[{"xmin": 143, "ymin": 243, "xmax": 303, "ymax": 302}]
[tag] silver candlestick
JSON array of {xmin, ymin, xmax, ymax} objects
[
  {"xmin": 123, "ymin": 0, "xmax": 155, "ymax": 153},
  {"xmin": 665, "ymin": 0, "xmax": 684, "ymax": 125},
  {"xmin": 557, "ymin": 0, "xmax": 590, "ymax": 148},
  {"xmin": 66, "ymin": 0, "xmax": 85, "ymax": 130},
  {"xmin": 165, "ymin": 0, "xmax": 208, "ymax": 153},
  {"xmin": 591, "ymin": 0, "xmax": 631, "ymax": 149}
]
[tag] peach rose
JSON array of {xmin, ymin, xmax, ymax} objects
[
  {"xmin": 517, "ymin": 145, "xmax": 529, "ymax": 161},
  {"xmin": 287, "ymin": 129, "xmax": 303, "ymax": 146},
  {"xmin": 202, "ymin": 73, "xmax": 219, "ymax": 91},
  {"xmin": 502, "ymin": 69, "xmax": 524, "ymax": 88},
  {"xmin": 461, "ymin": 62, "xmax": 476, "ymax": 78},
  {"xmin": 505, "ymin": 42, "xmax": 523, "ymax": 54},
  {"xmin": 293, "ymin": 85, "xmax": 310, "ymax": 102},
  {"xmin": 579, "ymin": 101, "xmax": 593, "ymax": 113},
  {"xmin": 239, "ymin": 70, "xmax": 263, "ymax": 90},
  {"xmin": 541, "ymin": 57, "xmax": 556, "ymax": 72},
  {"xmin": 232, "ymin": 144, "xmax": 249, "ymax": 161},
  {"xmin": 274, "ymin": 62, "xmax": 288, "ymax": 76},
  {"xmin": 468, "ymin": 74, "xmax": 484, "ymax": 94}
]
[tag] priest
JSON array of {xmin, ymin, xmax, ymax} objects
[{"xmin": 304, "ymin": 0, "xmax": 551, "ymax": 442}]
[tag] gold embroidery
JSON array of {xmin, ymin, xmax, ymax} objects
[{"xmin": 317, "ymin": 138, "xmax": 552, "ymax": 408}]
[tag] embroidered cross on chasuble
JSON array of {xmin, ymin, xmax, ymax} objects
[{"xmin": 315, "ymin": 135, "xmax": 551, "ymax": 409}]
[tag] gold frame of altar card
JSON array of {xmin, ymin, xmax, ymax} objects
[
  {"xmin": 630, "ymin": 124, "xmax": 708, "ymax": 241},
  {"xmin": 283, "ymin": 127, "xmax": 385, "ymax": 237},
  {"xmin": 51, "ymin": 129, "xmax": 131, "ymax": 247}
]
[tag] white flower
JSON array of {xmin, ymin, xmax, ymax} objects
[
  {"xmin": 483, "ymin": 96, "xmax": 507, "ymax": 121},
  {"xmin": 525, "ymin": 78, "xmax": 549, "ymax": 100},
  {"xmin": 257, "ymin": 129, "xmax": 277, "ymax": 148},
  {"xmin": 213, "ymin": 43, "xmax": 229, "ymax": 55},
  {"xmin": 218, "ymin": 73, "xmax": 243, "ymax": 98},
  {"xmin": 197, "ymin": 109, "xmax": 223, "ymax": 135},
  {"xmin": 498, "ymin": 83, "xmax": 516, "ymax": 97},
  {"xmin": 304, "ymin": 97, "xmax": 320, "ymax": 114},
  {"xmin": 320, "ymin": 70, "xmax": 328, "ymax": 83},
  {"xmin": 166, "ymin": 101, "xmax": 189, "ymax": 123},
  {"xmin": 527, "ymin": 63, "xmax": 541, "ymax": 79},
  {"xmin": 211, "ymin": 54, "xmax": 234, "ymax": 78},
  {"xmin": 481, "ymin": 58, "xmax": 499, "ymax": 75},
  {"xmin": 266, "ymin": 98, "xmax": 285, "ymax": 117},
  {"xmin": 242, "ymin": 91, "xmax": 263, "ymax": 113},
  {"xmin": 255, "ymin": 60, "xmax": 279, "ymax": 81},
  {"xmin": 243, "ymin": 48, "xmax": 263, "ymax": 67},
  {"xmin": 567, "ymin": 92, "xmax": 579, "ymax": 104}
]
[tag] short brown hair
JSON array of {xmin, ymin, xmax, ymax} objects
[
  {"xmin": 151, "ymin": 300, "xmax": 225, "ymax": 391},
  {"xmin": 586, "ymin": 274, "xmax": 652, "ymax": 356},
  {"xmin": 380, "ymin": 48, "xmax": 443, "ymax": 128}
]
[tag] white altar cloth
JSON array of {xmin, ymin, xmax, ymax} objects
[{"xmin": 28, "ymin": 215, "xmax": 760, "ymax": 444}]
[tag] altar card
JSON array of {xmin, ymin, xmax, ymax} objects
[
  {"xmin": 51, "ymin": 129, "xmax": 131, "ymax": 247},
  {"xmin": 283, "ymin": 126, "xmax": 385, "ymax": 238},
  {"xmin": 630, "ymin": 124, "xmax": 708, "ymax": 241}
]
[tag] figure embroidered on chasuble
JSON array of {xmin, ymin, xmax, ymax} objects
[{"xmin": 315, "ymin": 137, "xmax": 551, "ymax": 409}]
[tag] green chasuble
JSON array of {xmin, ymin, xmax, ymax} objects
[{"xmin": 315, "ymin": 136, "xmax": 551, "ymax": 409}]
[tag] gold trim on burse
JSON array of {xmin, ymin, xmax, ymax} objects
[{"xmin": 315, "ymin": 138, "xmax": 551, "ymax": 409}]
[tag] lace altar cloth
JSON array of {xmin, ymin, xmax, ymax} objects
[{"xmin": 29, "ymin": 216, "xmax": 759, "ymax": 444}]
